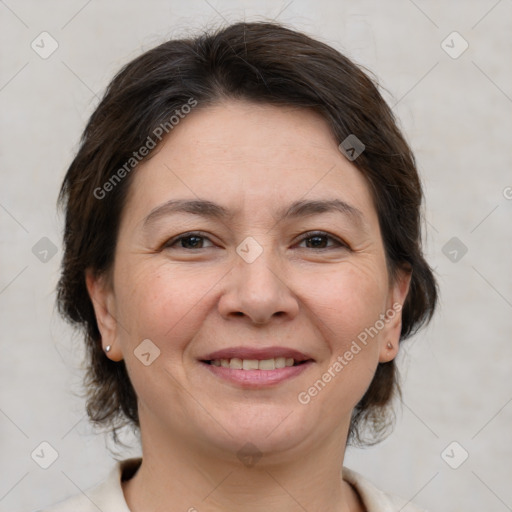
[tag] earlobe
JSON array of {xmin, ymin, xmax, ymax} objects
[
  {"xmin": 85, "ymin": 269, "xmax": 124, "ymax": 362},
  {"xmin": 379, "ymin": 268, "xmax": 412, "ymax": 363},
  {"xmin": 380, "ymin": 340, "xmax": 399, "ymax": 363}
]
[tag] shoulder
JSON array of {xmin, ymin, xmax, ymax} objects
[
  {"xmin": 343, "ymin": 467, "xmax": 429, "ymax": 512},
  {"xmin": 35, "ymin": 458, "xmax": 141, "ymax": 512}
]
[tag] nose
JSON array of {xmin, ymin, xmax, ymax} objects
[{"xmin": 218, "ymin": 248, "xmax": 300, "ymax": 325}]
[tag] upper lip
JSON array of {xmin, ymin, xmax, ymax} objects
[{"xmin": 201, "ymin": 346, "xmax": 314, "ymax": 362}]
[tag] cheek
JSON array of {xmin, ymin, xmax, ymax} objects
[
  {"xmin": 112, "ymin": 262, "xmax": 212, "ymax": 406},
  {"xmin": 298, "ymin": 263, "xmax": 388, "ymax": 410},
  {"xmin": 303, "ymin": 261, "xmax": 388, "ymax": 347},
  {"xmin": 114, "ymin": 261, "xmax": 215, "ymax": 348}
]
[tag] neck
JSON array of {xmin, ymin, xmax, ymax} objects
[{"xmin": 122, "ymin": 414, "xmax": 363, "ymax": 512}]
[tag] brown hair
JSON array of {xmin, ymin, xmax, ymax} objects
[{"xmin": 57, "ymin": 21, "xmax": 438, "ymax": 446}]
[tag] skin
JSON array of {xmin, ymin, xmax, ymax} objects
[{"xmin": 87, "ymin": 101, "xmax": 411, "ymax": 512}]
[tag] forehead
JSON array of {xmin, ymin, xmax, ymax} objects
[{"xmin": 121, "ymin": 101, "xmax": 379, "ymax": 229}]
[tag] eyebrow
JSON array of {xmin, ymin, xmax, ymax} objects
[{"xmin": 142, "ymin": 198, "xmax": 367, "ymax": 230}]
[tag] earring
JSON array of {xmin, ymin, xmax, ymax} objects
[
  {"xmin": 105, "ymin": 345, "xmax": 112, "ymax": 353},
  {"xmin": 386, "ymin": 342, "xmax": 393, "ymax": 350}
]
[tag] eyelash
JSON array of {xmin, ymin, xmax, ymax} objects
[{"xmin": 163, "ymin": 231, "xmax": 348, "ymax": 251}]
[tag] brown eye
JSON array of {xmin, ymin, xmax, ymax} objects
[
  {"xmin": 164, "ymin": 232, "xmax": 214, "ymax": 250},
  {"xmin": 297, "ymin": 231, "xmax": 347, "ymax": 250}
]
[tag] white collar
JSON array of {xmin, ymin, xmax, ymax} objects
[{"xmin": 42, "ymin": 458, "xmax": 426, "ymax": 512}]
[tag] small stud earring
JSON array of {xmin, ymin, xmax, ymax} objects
[
  {"xmin": 386, "ymin": 342, "xmax": 393, "ymax": 350},
  {"xmin": 105, "ymin": 345, "xmax": 112, "ymax": 353}
]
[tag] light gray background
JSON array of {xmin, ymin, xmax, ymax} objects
[{"xmin": 1, "ymin": 1, "xmax": 511, "ymax": 511}]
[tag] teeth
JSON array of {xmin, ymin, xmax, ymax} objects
[
  {"xmin": 275, "ymin": 357, "xmax": 286, "ymax": 368},
  {"xmin": 258, "ymin": 358, "xmax": 275, "ymax": 370},
  {"xmin": 242, "ymin": 359, "xmax": 259, "ymax": 370},
  {"xmin": 230, "ymin": 358, "xmax": 243, "ymax": 369},
  {"xmin": 209, "ymin": 357, "xmax": 299, "ymax": 370}
]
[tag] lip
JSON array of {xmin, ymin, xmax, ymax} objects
[
  {"xmin": 200, "ymin": 346, "xmax": 314, "ymax": 362},
  {"xmin": 198, "ymin": 346, "xmax": 315, "ymax": 389},
  {"xmin": 201, "ymin": 360, "xmax": 314, "ymax": 388}
]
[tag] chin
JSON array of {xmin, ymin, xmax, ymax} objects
[{"xmin": 199, "ymin": 403, "xmax": 317, "ymax": 461}]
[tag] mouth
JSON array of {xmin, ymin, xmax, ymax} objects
[
  {"xmin": 198, "ymin": 346, "xmax": 315, "ymax": 388},
  {"xmin": 202, "ymin": 357, "xmax": 311, "ymax": 369}
]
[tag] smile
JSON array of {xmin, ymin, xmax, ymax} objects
[
  {"xmin": 205, "ymin": 357, "xmax": 306, "ymax": 370},
  {"xmin": 200, "ymin": 358, "xmax": 314, "ymax": 388}
]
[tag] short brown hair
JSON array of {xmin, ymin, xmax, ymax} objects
[{"xmin": 57, "ymin": 21, "xmax": 438, "ymax": 446}]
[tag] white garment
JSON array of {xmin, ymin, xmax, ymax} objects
[{"xmin": 36, "ymin": 458, "xmax": 426, "ymax": 512}]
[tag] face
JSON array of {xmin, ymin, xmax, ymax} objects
[{"xmin": 87, "ymin": 101, "xmax": 410, "ymax": 462}]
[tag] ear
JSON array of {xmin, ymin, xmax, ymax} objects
[
  {"xmin": 85, "ymin": 268, "xmax": 124, "ymax": 362},
  {"xmin": 379, "ymin": 267, "xmax": 412, "ymax": 363}
]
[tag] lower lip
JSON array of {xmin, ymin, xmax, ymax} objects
[{"xmin": 201, "ymin": 361, "xmax": 314, "ymax": 388}]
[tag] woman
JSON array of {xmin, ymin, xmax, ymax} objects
[{"xmin": 41, "ymin": 21, "xmax": 437, "ymax": 511}]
